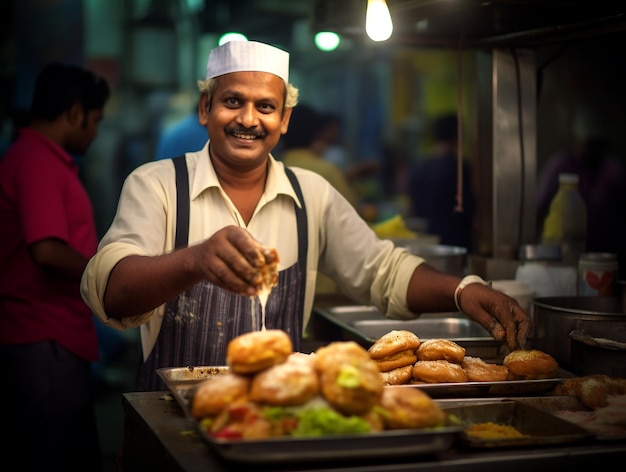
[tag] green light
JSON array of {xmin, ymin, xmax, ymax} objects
[
  {"xmin": 314, "ymin": 31, "xmax": 340, "ymax": 52},
  {"xmin": 218, "ymin": 32, "xmax": 248, "ymax": 45}
]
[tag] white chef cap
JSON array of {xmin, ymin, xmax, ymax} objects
[{"xmin": 205, "ymin": 40, "xmax": 290, "ymax": 82}]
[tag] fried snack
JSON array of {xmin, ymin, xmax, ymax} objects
[
  {"xmin": 191, "ymin": 373, "xmax": 250, "ymax": 418},
  {"xmin": 249, "ymin": 353, "xmax": 319, "ymax": 406},
  {"xmin": 227, "ymin": 329, "xmax": 292, "ymax": 375},
  {"xmin": 315, "ymin": 341, "xmax": 384, "ymax": 415},
  {"xmin": 554, "ymin": 374, "xmax": 626, "ymax": 409},
  {"xmin": 367, "ymin": 330, "xmax": 421, "ymax": 360},
  {"xmin": 380, "ymin": 365, "xmax": 414, "ymax": 386},
  {"xmin": 374, "ymin": 349, "xmax": 418, "ymax": 372},
  {"xmin": 416, "ymin": 339, "xmax": 466, "ymax": 364},
  {"xmin": 256, "ymin": 247, "xmax": 279, "ymax": 292},
  {"xmin": 503, "ymin": 349, "xmax": 558, "ymax": 380},
  {"xmin": 461, "ymin": 356, "xmax": 509, "ymax": 382},
  {"xmin": 412, "ymin": 360, "xmax": 469, "ymax": 383},
  {"xmin": 379, "ymin": 386, "xmax": 446, "ymax": 429}
]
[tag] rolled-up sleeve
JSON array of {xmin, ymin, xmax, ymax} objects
[{"xmin": 80, "ymin": 160, "xmax": 175, "ymax": 329}]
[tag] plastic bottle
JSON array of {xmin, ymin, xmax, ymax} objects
[{"xmin": 541, "ymin": 173, "xmax": 587, "ymax": 267}]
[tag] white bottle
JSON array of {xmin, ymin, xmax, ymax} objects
[{"xmin": 541, "ymin": 173, "xmax": 587, "ymax": 267}]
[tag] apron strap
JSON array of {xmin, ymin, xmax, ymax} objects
[{"xmin": 172, "ymin": 155, "xmax": 189, "ymax": 249}]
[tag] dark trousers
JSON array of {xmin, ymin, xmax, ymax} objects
[{"xmin": 0, "ymin": 341, "xmax": 102, "ymax": 472}]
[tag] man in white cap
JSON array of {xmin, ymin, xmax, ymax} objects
[{"xmin": 81, "ymin": 40, "xmax": 531, "ymax": 391}]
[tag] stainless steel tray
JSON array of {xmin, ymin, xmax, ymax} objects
[
  {"xmin": 439, "ymin": 399, "xmax": 593, "ymax": 448},
  {"xmin": 311, "ymin": 306, "xmax": 504, "ymax": 359},
  {"xmin": 391, "ymin": 373, "xmax": 572, "ymax": 398},
  {"xmin": 202, "ymin": 424, "xmax": 462, "ymax": 464},
  {"xmin": 157, "ymin": 366, "xmax": 463, "ymax": 464}
]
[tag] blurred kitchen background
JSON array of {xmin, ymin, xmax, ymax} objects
[{"xmin": 1, "ymin": 0, "xmax": 625, "ymax": 468}]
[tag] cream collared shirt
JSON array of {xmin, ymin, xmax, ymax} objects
[{"xmin": 81, "ymin": 143, "xmax": 423, "ymax": 359}]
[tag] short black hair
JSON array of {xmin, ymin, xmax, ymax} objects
[
  {"xmin": 282, "ymin": 103, "xmax": 327, "ymax": 149},
  {"xmin": 30, "ymin": 62, "xmax": 110, "ymax": 121},
  {"xmin": 433, "ymin": 113, "xmax": 458, "ymax": 142}
]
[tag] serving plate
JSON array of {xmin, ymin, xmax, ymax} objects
[{"xmin": 156, "ymin": 366, "xmax": 463, "ymax": 464}]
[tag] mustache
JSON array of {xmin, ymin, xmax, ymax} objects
[{"xmin": 225, "ymin": 125, "xmax": 267, "ymax": 139}]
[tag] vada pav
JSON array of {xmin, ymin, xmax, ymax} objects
[
  {"xmin": 226, "ymin": 329, "xmax": 292, "ymax": 374},
  {"xmin": 379, "ymin": 386, "xmax": 446, "ymax": 429},
  {"xmin": 503, "ymin": 349, "xmax": 558, "ymax": 380},
  {"xmin": 191, "ymin": 373, "xmax": 250, "ymax": 418},
  {"xmin": 416, "ymin": 339, "xmax": 465, "ymax": 364},
  {"xmin": 412, "ymin": 360, "xmax": 469, "ymax": 383}
]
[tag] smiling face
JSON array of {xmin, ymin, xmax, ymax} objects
[{"xmin": 200, "ymin": 71, "xmax": 292, "ymax": 171}]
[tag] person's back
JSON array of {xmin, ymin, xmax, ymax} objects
[
  {"xmin": 154, "ymin": 106, "xmax": 208, "ymax": 160},
  {"xmin": 0, "ymin": 62, "xmax": 109, "ymax": 471},
  {"xmin": 408, "ymin": 114, "xmax": 475, "ymax": 251}
]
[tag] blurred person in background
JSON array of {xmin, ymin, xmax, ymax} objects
[
  {"xmin": 536, "ymin": 106, "xmax": 626, "ymax": 277},
  {"xmin": 0, "ymin": 62, "xmax": 110, "ymax": 471},
  {"xmin": 280, "ymin": 103, "xmax": 360, "ymax": 209},
  {"xmin": 154, "ymin": 96, "xmax": 208, "ymax": 160},
  {"xmin": 407, "ymin": 113, "xmax": 476, "ymax": 252}
]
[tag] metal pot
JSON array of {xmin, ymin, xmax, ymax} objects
[
  {"xmin": 395, "ymin": 243, "xmax": 467, "ymax": 277},
  {"xmin": 532, "ymin": 296, "xmax": 626, "ymax": 375}
]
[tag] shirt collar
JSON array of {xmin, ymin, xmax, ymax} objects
[{"xmin": 190, "ymin": 141, "xmax": 302, "ymax": 209}]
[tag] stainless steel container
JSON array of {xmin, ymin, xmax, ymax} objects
[
  {"xmin": 396, "ymin": 243, "xmax": 467, "ymax": 277},
  {"xmin": 532, "ymin": 296, "xmax": 626, "ymax": 375}
]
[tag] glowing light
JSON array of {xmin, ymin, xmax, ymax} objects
[
  {"xmin": 314, "ymin": 31, "xmax": 341, "ymax": 51},
  {"xmin": 218, "ymin": 32, "xmax": 248, "ymax": 45},
  {"xmin": 366, "ymin": 0, "xmax": 393, "ymax": 42}
]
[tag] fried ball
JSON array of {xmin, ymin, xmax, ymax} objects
[
  {"xmin": 380, "ymin": 365, "xmax": 414, "ymax": 385},
  {"xmin": 368, "ymin": 330, "xmax": 421, "ymax": 360},
  {"xmin": 379, "ymin": 387, "xmax": 446, "ymax": 429},
  {"xmin": 412, "ymin": 360, "xmax": 469, "ymax": 383},
  {"xmin": 416, "ymin": 339, "xmax": 466, "ymax": 364},
  {"xmin": 191, "ymin": 373, "xmax": 250, "ymax": 418},
  {"xmin": 249, "ymin": 353, "xmax": 319, "ymax": 406},
  {"xmin": 226, "ymin": 329, "xmax": 292, "ymax": 375},
  {"xmin": 461, "ymin": 356, "xmax": 509, "ymax": 382},
  {"xmin": 503, "ymin": 349, "xmax": 558, "ymax": 380},
  {"xmin": 374, "ymin": 349, "xmax": 418, "ymax": 372},
  {"xmin": 315, "ymin": 341, "xmax": 384, "ymax": 415}
]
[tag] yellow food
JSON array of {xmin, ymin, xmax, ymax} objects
[{"xmin": 465, "ymin": 422, "xmax": 528, "ymax": 439}]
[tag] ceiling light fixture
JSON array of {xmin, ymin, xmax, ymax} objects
[{"xmin": 365, "ymin": 0, "xmax": 393, "ymax": 42}]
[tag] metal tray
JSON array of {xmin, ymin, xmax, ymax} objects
[
  {"xmin": 157, "ymin": 367, "xmax": 463, "ymax": 464},
  {"xmin": 201, "ymin": 424, "xmax": 462, "ymax": 464},
  {"xmin": 310, "ymin": 306, "xmax": 504, "ymax": 359},
  {"xmin": 157, "ymin": 366, "xmax": 228, "ymax": 412},
  {"xmin": 391, "ymin": 373, "xmax": 572, "ymax": 398},
  {"xmin": 439, "ymin": 399, "xmax": 593, "ymax": 448}
]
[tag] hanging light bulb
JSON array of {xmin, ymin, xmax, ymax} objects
[{"xmin": 366, "ymin": 0, "xmax": 393, "ymax": 42}]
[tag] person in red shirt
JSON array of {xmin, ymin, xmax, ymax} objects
[{"xmin": 0, "ymin": 62, "xmax": 110, "ymax": 471}]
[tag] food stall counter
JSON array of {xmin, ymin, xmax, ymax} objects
[{"xmin": 122, "ymin": 391, "xmax": 626, "ymax": 472}]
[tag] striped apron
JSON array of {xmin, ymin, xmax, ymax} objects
[{"xmin": 137, "ymin": 157, "xmax": 307, "ymax": 391}]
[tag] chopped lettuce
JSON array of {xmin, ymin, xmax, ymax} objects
[{"xmin": 260, "ymin": 405, "xmax": 371, "ymax": 437}]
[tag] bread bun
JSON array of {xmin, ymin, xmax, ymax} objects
[
  {"xmin": 249, "ymin": 353, "xmax": 319, "ymax": 406},
  {"xmin": 503, "ymin": 349, "xmax": 558, "ymax": 380},
  {"xmin": 412, "ymin": 360, "xmax": 469, "ymax": 383},
  {"xmin": 379, "ymin": 386, "xmax": 446, "ymax": 429},
  {"xmin": 227, "ymin": 329, "xmax": 292, "ymax": 375},
  {"xmin": 416, "ymin": 339, "xmax": 465, "ymax": 364},
  {"xmin": 368, "ymin": 330, "xmax": 421, "ymax": 360},
  {"xmin": 373, "ymin": 349, "xmax": 417, "ymax": 372},
  {"xmin": 461, "ymin": 356, "xmax": 509, "ymax": 382},
  {"xmin": 315, "ymin": 341, "xmax": 384, "ymax": 415},
  {"xmin": 191, "ymin": 373, "xmax": 250, "ymax": 418},
  {"xmin": 380, "ymin": 365, "xmax": 414, "ymax": 386}
]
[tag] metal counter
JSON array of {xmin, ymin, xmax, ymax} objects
[{"xmin": 122, "ymin": 391, "xmax": 626, "ymax": 472}]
